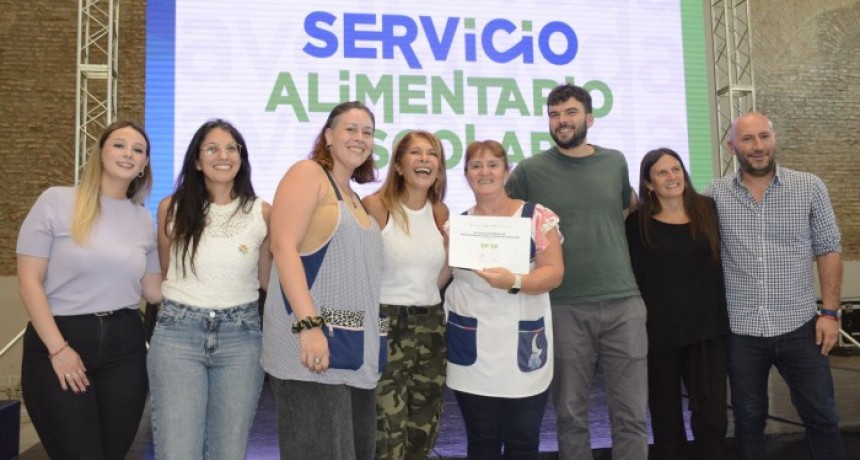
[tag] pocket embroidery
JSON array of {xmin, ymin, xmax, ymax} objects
[{"xmin": 517, "ymin": 317, "xmax": 548, "ymax": 372}]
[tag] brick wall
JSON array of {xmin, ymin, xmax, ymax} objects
[
  {"xmin": 750, "ymin": 0, "xmax": 860, "ymax": 258},
  {"xmin": 0, "ymin": 0, "xmax": 146, "ymax": 275},
  {"xmin": 0, "ymin": 1, "xmax": 857, "ymax": 275}
]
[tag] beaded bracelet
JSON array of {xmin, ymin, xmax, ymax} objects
[
  {"xmin": 48, "ymin": 341, "xmax": 69, "ymax": 360},
  {"xmin": 291, "ymin": 316, "xmax": 326, "ymax": 334}
]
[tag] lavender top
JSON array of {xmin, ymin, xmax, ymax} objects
[{"xmin": 17, "ymin": 186, "xmax": 160, "ymax": 315}]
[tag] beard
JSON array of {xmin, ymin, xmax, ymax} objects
[
  {"xmin": 551, "ymin": 122, "xmax": 588, "ymax": 150},
  {"xmin": 736, "ymin": 149, "xmax": 777, "ymax": 177}
]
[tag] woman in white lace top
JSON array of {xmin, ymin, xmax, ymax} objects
[{"xmin": 147, "ymin": 119, "xmax": 272, "ymax": 459}]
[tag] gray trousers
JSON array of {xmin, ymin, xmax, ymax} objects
[
  {"xmin": 552, "ymin": 296, "xmax": 649, "ymax": 460},
  {"xmin": 270, "ymin": 377, "xmax": 377, "ymax": 460}
]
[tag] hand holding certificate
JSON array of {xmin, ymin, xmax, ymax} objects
[{"xmin": 448, "ymin": 214, "xmax": 531, "ymax": 274}]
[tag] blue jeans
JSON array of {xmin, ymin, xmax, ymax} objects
[
  {"xmin": 22, "ymin": 308, "xmax": 148, "ymax": 460},
  {"xmin": 725, "ymin": 318, "xmax": 843, "ymax": 460},
  {"xmin": 454, "ymin": 389, "xmax": 550, "ymax": 460},
  {"xmin": 147, "ymin": 300, "xmax": 264, "ymax": 460}
]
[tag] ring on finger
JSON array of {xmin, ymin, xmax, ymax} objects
[
  {"xmin": 313, "ymin": 357, "xmax": 322, "ymax": 365},
  {"xmin": 64, "ymin": 373, "xmax": 72, "ymax": 378}
]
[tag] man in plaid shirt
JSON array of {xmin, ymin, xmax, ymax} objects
[{"xmin": 704, "ymin": 112, "xmax": 844, "ymax": 460}]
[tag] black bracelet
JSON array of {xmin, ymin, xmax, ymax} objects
[{"xmin": 291, "ymin": 315, "xmax": 326, "ymax": 334}]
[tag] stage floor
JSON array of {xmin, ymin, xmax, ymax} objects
[{"xmin": 17, "ymin": 354, "xmax": 860, "ymax": 459}]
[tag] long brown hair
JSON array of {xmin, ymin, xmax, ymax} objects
[
  {"xmin": 378, "ymin": 130, "xmax": 447, "ymax": 233},
  {"xmin": 165, "ymin": 119, "xmax": 257, "ymax": 276},
  {"xmin": 308, "ymin": 101, "xmax": 377, "ymax": 184},
  {"xmin": 637, "ymin": 148, "xmax": 720, "ymax": 262}
]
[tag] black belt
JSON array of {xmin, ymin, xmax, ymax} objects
[
  {"xmin": 94, "ymin": 308, "xmax": 135, "ymax": 317},
  {"xmin": 382, "ymin": 305, "xmax": 438, "ymax": 316},
  {"xmin": 403, "ymin": 306, "xmax": 433, "ymax": 315},
  {"xmin": 52, "ymin": 309, "xmax": 133, "ymax": 322}
]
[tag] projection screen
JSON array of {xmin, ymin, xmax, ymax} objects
[{"xmin": 146, "ymin": 0, "xmax": 713, "ymax": 216}]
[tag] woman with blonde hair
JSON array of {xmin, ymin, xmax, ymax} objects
[
  {"xmin": 363, "ymin": 130, "xmax": 449, "ymax": 459},
  {"xmin": 17, "ymin": 120, "xmax": 161, "ymax": 458}
]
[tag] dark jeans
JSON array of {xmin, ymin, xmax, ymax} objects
[
  {"xmin": 454, "ymin": 389, "xmax": 549, "ymax": 460},
  {"xmin": 648, "ymin": 336, "xmax": 727, "ymax": 460},
  {"xmin": 726, "ymin": 318, "xmax": 843, "ymax": 460},
  {"xmin": 270, "ymin": 377, "xmax": 376, "ymax": 460},
  {"xmin": 21, "ymin": 308, "xmax": 148, "ymax": 460}
]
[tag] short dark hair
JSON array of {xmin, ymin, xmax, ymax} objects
[{"xmin": 546, "ymin": 83, "xmax": 592, "ymax": 114}]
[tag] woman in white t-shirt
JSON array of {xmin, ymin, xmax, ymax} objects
[
  {"xmin": 363, "ymin": 130, "xmax": 449, "ymax": 459},
  {"xmin": 445, "ymin": 140, "xmax": 564, "ymax": 459},
  {"xmin": 147, "ymin": 119, "xmax": 271, "ymax": 459}
]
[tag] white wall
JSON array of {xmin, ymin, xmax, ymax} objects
[{"xmin": 0, "ymin": 277, "xmax": 25, "ymax": 399}]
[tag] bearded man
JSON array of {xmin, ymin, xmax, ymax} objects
[
  {"xmin": 704, "ymin": 112, "xmax": 844, "ymax": 460},
  {"xmin": 506, "ymin": 83, "xmax": 648, "ymax": 460}
]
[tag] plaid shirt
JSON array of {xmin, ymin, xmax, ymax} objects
[{"xmin": 704, "ymin": 165, "xmax": 841, "ymax": 337}]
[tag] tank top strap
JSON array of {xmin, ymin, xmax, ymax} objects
[
  {"xmin": 322, "ymin": 167, "xmax": 343, "ymax": 201},
  {"xmin": 322, "ymin": 165, "xmax": 371, "ymax": 214}
]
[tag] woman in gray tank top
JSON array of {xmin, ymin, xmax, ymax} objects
[{"xmin": 262, "ymin": 101, "xmax": 384, "ymax": 460}]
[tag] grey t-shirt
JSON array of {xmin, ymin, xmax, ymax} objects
[{"xmin": 17, "ymin": 186, "xmax": 160, "ymax": 315}]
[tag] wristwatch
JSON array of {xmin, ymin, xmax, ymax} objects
[{"xmin": 508, "ymin": 274, "xmax": 522, "ymax": 294}]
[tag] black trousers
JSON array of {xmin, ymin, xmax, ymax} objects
[
  {"xmin": 454, "ymin": 389, "xmax": 550, "ymax": 460},
  {"xmin": 647, "ymin": 336, "xmax": 728, "ymax": 460},
  {"xmin": 21, "ymin": 309, "xmax": 148, "ymax": 460}
]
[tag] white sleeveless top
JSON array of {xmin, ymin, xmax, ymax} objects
[
  {"xmin": 379, "ymin": 201, "xmax": 445, "ymax": 306},
  {"xmin": 162, "ymin": 197, "xmax": 267, "ymax": 309}
]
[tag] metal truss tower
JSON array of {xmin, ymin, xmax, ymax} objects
[
  {"xmin": 709, "ymin": 0, "xmax": 756, "ymax": 176},
  {"xmin": 75, "ymin": 0, "xmax": 120, "ymax": 184}
]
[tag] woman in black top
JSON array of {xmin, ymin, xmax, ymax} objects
[{"xmin": 626, "ymin": 147, "xmax": 730, "ymax": 460}]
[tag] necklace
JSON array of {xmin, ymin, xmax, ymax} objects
[
  {"xmin": 336, "ymin": 181, "xmax": 358, "ymax": 209},
  {"xmin": 346, "ymin": 193, "xmax": 358, "ymax": 209}
]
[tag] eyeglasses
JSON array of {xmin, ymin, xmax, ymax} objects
[{"xmin": 201, "ymin": 143, "xmax": 242, "ymax": 156}]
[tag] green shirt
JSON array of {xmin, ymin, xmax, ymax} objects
[{"xmin": 505, "ymin": 145, "xmax": 639, "ymax": 304}]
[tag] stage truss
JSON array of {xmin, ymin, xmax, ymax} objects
[
  {"xmin": 75, "ymin": 0, "xmax": 119, "ymax": 184},
  {"xmin": 709, "ymin": 0, "xmax": 757, "ymax": 177}
]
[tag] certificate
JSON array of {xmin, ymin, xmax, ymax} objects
[{"xmin": 448, "ymin": 214, "xmax": 532, "ymax": 274}]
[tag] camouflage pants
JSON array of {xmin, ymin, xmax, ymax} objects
[{"xmin": 375, "ymin": 303, "xmax": 446, "ymax": 460}]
